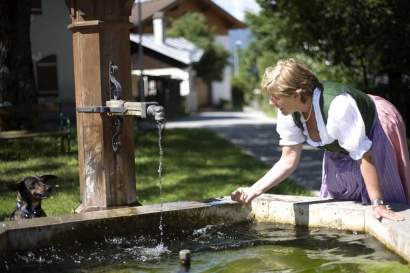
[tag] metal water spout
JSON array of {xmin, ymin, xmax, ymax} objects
[
  {"xmin": 77, "ymin": 62, "xmax": 166, "ymax": 152},
  {"xmin": 147, "ymin": 104, "xmax": 165, "ymax": 122}
]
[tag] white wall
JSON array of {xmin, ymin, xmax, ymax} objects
[
  {"xmin": 30, "ymin": 0, "xmax": 74, "ymax": 103},
  {"xmin": 212, "ymin": 35, "xmax": 232, "ymax": 106},
  {"xmin": 132, "ymin": 67, "xmax": 191, "ymax": 95},
  {"xmin": 131, "ymin": 67, "xmax": 198, "ymax": 112}
]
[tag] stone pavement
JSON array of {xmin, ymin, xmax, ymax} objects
[{"xmin": 165, "ymin": 109, "xmax": 324, "ymax": 194}]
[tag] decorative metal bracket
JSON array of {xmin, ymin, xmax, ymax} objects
[
  {"xmin": 76, "ymin": 62, "xmax": 165, "ymax": 153},
  {"xmin": 111, "ymin": 116, "xmax": 122, "ymax": 152},
  {"xmin": 108, "ymin": 61, "xmax": 123, "ymax": 152},
  {"xmin": 109, "ymin": 61, "xmax": 122, "ymax": 100}
]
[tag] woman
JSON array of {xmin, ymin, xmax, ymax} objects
[{"xmin": 231, "ymin": 58, "xmax": 410, "ymax": 221}]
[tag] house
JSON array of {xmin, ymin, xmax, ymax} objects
[
  {"xmin": 130, "ymin": 12, "xmax": 204, "ymax": 114},
  {"xmin": 29, "ymin": 0, "xmax": 246, "ymax": 114},
  {"xmin": 30, "ymin": 0, "xmax": 74, "ymax": 109},
  {"xmin": 130, "ymin": 0, "xmax": 246, "ymax": 110}
]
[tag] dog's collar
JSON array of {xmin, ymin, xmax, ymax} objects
[
  {"xmin": 16, "ymin": 200, "xmax": 43, "ymax": 218},
  {"xmin": 18, "ymin": 206, "xmax": 32, "ymax": 219}
]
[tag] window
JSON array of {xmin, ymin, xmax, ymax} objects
[
  {"xmin": 31, "ymin": 0, "xmax": 42, "ymax": 15},
  {"xmin": 35, "ymin": 55, "xmax": 58, "ymax": 97}
]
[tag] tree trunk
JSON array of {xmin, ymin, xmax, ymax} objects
[{"xmin": 0, "ymin": 0, "xmax": 37, "ymax": 130}]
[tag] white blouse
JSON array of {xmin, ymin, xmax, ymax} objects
[{"xmin": 276, "ymin": 88, "xmax": 373, "ymax": 160}]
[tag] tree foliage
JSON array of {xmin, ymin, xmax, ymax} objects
[
  {"xmin": 235, "ymin": 0, "xmax": 410, "ymax": 131},
  {"xmin": 234, "ymin": 2, "xmax": 356, "ymax": 102},
  {"xmin": 255, "ymin": 0, "xmax": 410, "ymax": 89},
  {"xmin": 167, "ymin": 12, "xmax": 229, "ymax": 83},
  {"xmin": 237, "ymin": 0, "xmax": 410, "ymax": 104},
  {"xmin": 0, "ymin": 0, "xmax": 37, "ymax": 129}
]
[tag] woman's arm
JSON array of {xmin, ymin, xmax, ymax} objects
[
  {"xmin": 360, "ymin": 151, "xmax": 405, "ymax": 221},
  {"xmin": 231, "ymin": 144, "xmax": 303, "ymax": 204}
]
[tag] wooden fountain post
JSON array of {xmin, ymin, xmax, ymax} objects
[{"xmin": 65, "ymin": 0, "xmax": 137, "ymax": 212}]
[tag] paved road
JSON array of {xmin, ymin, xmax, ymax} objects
[{"xmin": 165, "ymin": 109, "xmax": 324, "ymax": 194}]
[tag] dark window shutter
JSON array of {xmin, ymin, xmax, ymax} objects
[
  {"xmin": 36, "ymin": 55, "xmax": 58, "ymax": 96},
  {"xmin": 31, "ymin": 0, "xmax": 42, "ymax": 15}
]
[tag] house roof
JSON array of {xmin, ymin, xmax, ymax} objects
[
  {"xmin": 130, "ymin": 33, "xmax": 204, "ymax": 65},
  {"xmin": 131, "ymin": 0, "xmax": 175, "ymax": 24},
  {"xmin": 130, "ymin": 0, "xmax": 246, "ymax": 31}
]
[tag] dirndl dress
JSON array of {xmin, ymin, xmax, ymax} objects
[{"xmin": 320, "ymin": 95, "xmax": 410, "ymax": 204}]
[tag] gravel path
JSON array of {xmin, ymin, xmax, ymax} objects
[{"xmin": 165, "ymin": 109, "xmax": 324, "ymax": 194}]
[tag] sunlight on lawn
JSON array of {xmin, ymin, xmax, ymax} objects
[{"xmin": 0, "ymin": 128, "xmax": 309, "ymax": 219}]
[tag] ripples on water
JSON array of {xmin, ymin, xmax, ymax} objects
[{"xmin": 2, "ymin": 222, "xmax": 410, "ymax": 273}]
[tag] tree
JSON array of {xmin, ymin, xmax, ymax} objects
[
  {"xmin": 238, "ymin": 0, "xmax": 410, "ymax": 130},
  {"xmin": 0, "ymin": 0, "xmax": 37, "ymax": 129},
  {"xmin": 235, "ymin": 1, "xmax": 357, "ymax": 104},
  {"xmin": 259, "ymin": 0, "xmax": 410, "ymax": 91},
  {"xmin": 167, "ymin": 12, "xmax": 230, "ymax": 103}
]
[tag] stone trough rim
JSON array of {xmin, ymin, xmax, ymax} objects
[
  {"xmin": 250, "ymin": 194, "xmax": 410, "ymax": 264},
  {"xmin": 0, "ymin": 194, "xmax": 409, "ymax": 265}
]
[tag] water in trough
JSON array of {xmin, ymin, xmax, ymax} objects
[{"xmin": 3, "ymin": 222, "xmax": 410, "ymax": 272}]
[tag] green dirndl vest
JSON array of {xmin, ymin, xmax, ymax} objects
[{"xmin": 291, "ymin": 81, "xmax": 376, "ymax": 154}]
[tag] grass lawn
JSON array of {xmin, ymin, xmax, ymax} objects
[{"xmin": 0, "ymin": 127, "xmax": 309, "ymax": 220}]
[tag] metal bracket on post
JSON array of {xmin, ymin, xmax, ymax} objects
[
  {"xmin": 76, "ymin": 61, "xmax": 125, "ymax": 153},
  {"xmin": 112, "ymin": 116, "xmax": 122, "ymax": 152},
  {"xmin": 108, "ymin": 61, "xmax": 123, "ymax": 152},
  {"xmin": 76, "ymin": 62, "xmax": 165, "ymax": 153},
  {"xmin": 109, "ymin": 61, "xmax": 122, "ymax": 101}
]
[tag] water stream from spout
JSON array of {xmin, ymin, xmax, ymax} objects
[{"xmin": 157, "ymin": 122, "xmax": 165, "ymax": 246}]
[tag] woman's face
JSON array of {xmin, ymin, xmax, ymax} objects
[{"xmin": 269, "ymin": 93, "xmax": 300, "ymax": 115}]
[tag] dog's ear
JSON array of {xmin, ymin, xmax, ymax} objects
[
  {"xmin": 7, "ymin": 182, "xmax": 21, "ymax": 191},
  {"xmin": 39, "ymin": 175, "xmax": 58, "ymax": 183},
  {"xmin": 8, "ymin": 177, "xmax": 30, "ymax": 191}
]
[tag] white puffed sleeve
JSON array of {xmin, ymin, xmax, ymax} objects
[
  {"xmin": 276, "ymin": 110, "xmax": 306, "ymax": 146},
  {"xmin": 326, "ymin": 94, "xmax": 373, "ymax": 160}
]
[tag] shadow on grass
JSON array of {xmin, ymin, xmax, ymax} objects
[
  {"xmin": 0, "ymin": 137, "xmax": 78, "ymax": 161},
  {"xmin": 0, "ymin": 127, "xmax": 309, "ymax": 219},
  {"xmin": 137, "ymin": 173, "xmax": 307, "ymax": 205},
  {"xmin": 0, "ymin": 163, "xmax": 63, "ymax": 177}
]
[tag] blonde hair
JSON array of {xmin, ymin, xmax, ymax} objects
[{"xmin": 261, "ymin": 58, "xmax": 319, "ymax": 103}]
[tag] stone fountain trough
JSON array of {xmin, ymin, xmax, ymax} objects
[{"xmin": 1, "ymin": 194, "xmax": 410, "ymax": 264}]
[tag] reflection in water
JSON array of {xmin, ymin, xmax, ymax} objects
[{"xmin": 3, "ymin": 223, "xmax": 410, "ymax": 273}]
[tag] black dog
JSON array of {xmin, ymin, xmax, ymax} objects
[{"xmin": 8, "ymin": 175, "xmax": 56, "ymax": 220}]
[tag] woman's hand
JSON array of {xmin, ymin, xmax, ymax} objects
[
  {"xmin": 230, "ymin": 145, "xmax": 301, "ymax": 204},
  {"xmin": 230, "ymin": 187, "xmax": 259, "ymax": 204},
  {"xmin": 373, "ymin": 205, "xmax": 405, "ymax": 221}
]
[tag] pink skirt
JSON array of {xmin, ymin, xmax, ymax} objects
[
  {"xmin": 320, "ymin": 95, "xmax": 410, "ymax": 204},
  {"xmin": 373, "ymin": 95, "xmax": 410, "ymax": 202}
]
